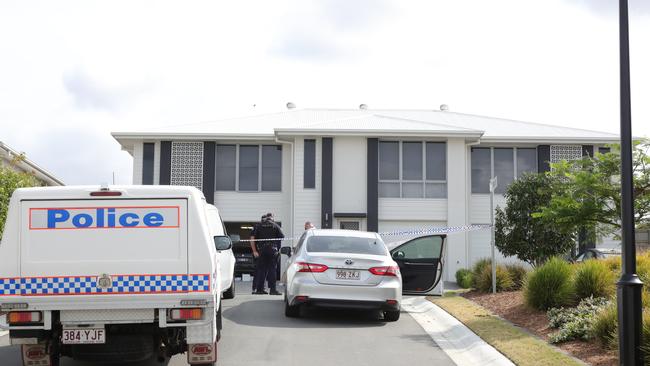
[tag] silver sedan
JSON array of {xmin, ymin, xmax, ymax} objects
[{"xmin": 281, "ymin": 229, "xmax": 402, "ymax": 321}]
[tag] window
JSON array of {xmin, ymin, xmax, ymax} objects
[
  {"xmin": 238, "ymin": 145, "xmax": 259, "ymax": 191},
  {"xmin": 262, "ymin": 145, "xmax": 282, "ymax": 191},
  {"xmin": 378, "ymin": 141, "xmax": 447, "ymax": 198},
  {"xmin": 216, "ymin": 144, "xmax": 282, "ymax": 192},
  {"xmin": 471, "ymin": 147, "xmax": 538, "ymax": 194},
  {"xmin": 471, "ymin": 148, "xmax": 491, "ymax": 194},
  {"xmin": 306, "ymin": 236, "xmax": 387, "ymax": 255},
  {"xmin": 304, "ymin": 139, "xmax": 316, "ymax": 188},
  {"xmin": 516, "ymin": 148, "xmax": 537, "ymax": 177},
  {"xmin": 494, "ymin": 148, "xmax": 514, "ymax": 194},
  {"xmin": 216, "ymin": 145, "xmax": 236, "ymax": 190},
  {"xmin": 379, "ymin": 141, "xmax": 399, "ymax": 180},
  {"xmin": 394, "ymin": 236, "xmax": 443, "ymax": 260}
]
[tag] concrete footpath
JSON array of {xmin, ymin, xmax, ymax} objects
[{"xmin": 402, "ymin": 297, "xmax": 515, "ymax": 366}]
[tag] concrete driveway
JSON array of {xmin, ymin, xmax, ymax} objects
[{"xmin": 0, "ymin": 282, "xmax": 455, "ymax": 366}]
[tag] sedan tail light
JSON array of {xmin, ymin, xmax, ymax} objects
[
  {"xmin": 8, "ymin": 311, "xmax": 42, "ymax": 325},
  {"xmin": 295, "ymin": 262, "xmax": 329, "ymax": 273},
  {"xmin": 369, "ymin": 266, "xmax": 399, "ymax": 277}
]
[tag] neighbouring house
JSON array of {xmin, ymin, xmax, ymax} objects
[
  {"xmin": 0, "ymin": 141, "xmax": 64, "ymax": 186},
  {"xmin": 112, "ymin": 106, "xmax": 619, "ymax": 280}
]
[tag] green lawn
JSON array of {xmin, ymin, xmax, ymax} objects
[{"xmin": 430, "ymin": 296, "xmax": 583, "ymax": 366}]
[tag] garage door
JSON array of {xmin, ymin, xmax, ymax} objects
[{"xmin": 379, "ymin": 221, "xmax": 447, "ymax": 244}]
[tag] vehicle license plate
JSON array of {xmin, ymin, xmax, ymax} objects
[
  {"xmin": 236, "ymin": 257, "xmax": 252, "ymax": 263},
  {"xmin": 62, "ymin": 328, "xmax": 106, "ymax": 344},
  {"xmin": 336, "ymin": 270, "xmax": 360, "ymax": 280}
]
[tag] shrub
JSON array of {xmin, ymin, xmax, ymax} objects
[
  {"xmin": 602, "ymin": 255, "xmax": 621, "ymax": 273},
  {"xmin": 505, "ymin": 264, "xmax": 528, "ymax": 290},
  {"xmin": 637, "ymin": 251, "xmax": 650, "ymax": 284},
  {"xmin": 590, "ymin": 303, "xmax": 618, "ymax": 349},
  {"xmin": 573, "ymin": 259, "xmax": 616, "ymax": 301},
  {"xmin": 524, "ymin": 257, "xmax": 575, "ymax": 310},
  {"xmin": 455, "ymin": 269, "xmax": 473, "ymax": 289},
  {"xmin": 471, "ymin": 258, "xmax": 491, "ymax": 287},
  {"xmin": 547, "ymin": 297, "xmax": 610, "ymax": 343},
  {"xmin": 476, "ymin": 264, "xmax": 514, "ymax": 293}
]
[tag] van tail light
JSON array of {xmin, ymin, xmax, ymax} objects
[
  {"xmin": 169, "ymin": 308, "xmax": 203, "ymax": 321},
  {"xmin": 8, "ymin": 311, "xmax": 42, "ymax": 325},
  {"xmin": 369, "ymin": 266, "xmax": 399, "ymax": 277},
  {"xmin": 295, "ymin": 262, "xmax": 329, "ymax": 273}
]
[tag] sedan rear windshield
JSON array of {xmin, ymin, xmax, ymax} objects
[{"xmin": 306, "ymin": 236, "xmax": 387, "ymax": 255}]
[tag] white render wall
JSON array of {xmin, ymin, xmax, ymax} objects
[
  {"xmin": 332, "ymin": 136, "xmax": 367, "ymax": 215},
  {"xmin": 445, "ymin": 138, "xmax": 469, "ymax": 281},
  {"xmin": 292, "ymin": 137, "xmax": 321, "ymax": 240},
  {"xmin": 379, "ymin": 199, "xmax": 447, "ymax": 221}
]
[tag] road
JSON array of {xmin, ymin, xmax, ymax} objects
[{"xmin": 0, "ymin": 282, "xmax": 455, "ymax": 366}]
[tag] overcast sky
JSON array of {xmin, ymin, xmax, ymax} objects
[{"xmin": 1, "ymin": 0, "xmax": 649, "ymax": 185}]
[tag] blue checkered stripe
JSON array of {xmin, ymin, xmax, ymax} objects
[{"xmin": 0, "ymin": 274, "xmax": 210, "ymax": 296}]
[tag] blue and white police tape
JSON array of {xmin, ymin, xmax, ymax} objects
[{"xmin": 236, "ymin": 224, "xmax": 491, "ymax": 242}]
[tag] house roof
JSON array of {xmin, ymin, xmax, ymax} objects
[
  {"xmin": 0, "ymin": 141, "xmax": 65, "ymax": 186},
  {"xmin": 112, "ymin": 108, "xmax": 619, "ymax": 150}
]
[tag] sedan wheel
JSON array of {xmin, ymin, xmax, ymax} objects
[
  {"xmin": 383, "ymin": 310, "xmax": 400, "ymax": 322},
  {"xmin": 284, "ymin": 294, "xmax": 300, "ymax": 318}
]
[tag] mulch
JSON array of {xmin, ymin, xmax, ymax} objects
[{"xmin": 462, "ymin": 291, "xmax": 618, "ymax": 366}]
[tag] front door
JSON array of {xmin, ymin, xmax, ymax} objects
[{"xmin": 389, "ymin": 235, "xmax": 445, "ymax": 295}]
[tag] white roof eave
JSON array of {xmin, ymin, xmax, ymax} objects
[
  {"xmin": 480, "ymin": 136, "xmax": 620, "ymax": 144},
  {"xmin": 111, "ymin": 132, "xmax": 277, "ymax": 140},
  {"xmin": 274, "ymin": 128, "xmax": 484, "ymax": 139}
]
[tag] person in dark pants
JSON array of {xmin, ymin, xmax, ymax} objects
[
  {"xmin": 250, "ymin": 213, "xmax": 284, "ymax": 295},
  {"xmin": 250, "ymin": 215, "xmax": 266, "ymax": 293}
]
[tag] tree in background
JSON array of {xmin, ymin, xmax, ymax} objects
[
  {"xmin": 0, "ymin": 154, "xmax": 41, "ymax": 237},
  {"xmin": 538, "ymin": 139, "xmax": 650, "ymax": 239},
  {"xmin": 495, "ymin": 173, "xmax": 575, "ymax": 267}
]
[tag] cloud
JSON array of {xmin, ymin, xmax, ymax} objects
[
  {"xmin": 62, "ymin": 68, "xmax": 153, "ymax": 113},
  {"xmin": 22, "ymin": 127, "xmax": 132, "ymax": 186},
  {"xmin": 269, "ymin": 0, "xmax": 392, "ymax": 61},
  {"xmin": 270, "ymin": 34, "xmax": 346, "ymax": 62},
  {"xmin": 568, "ymin": 0, "xmax": 650, "ymax": 17},
  {"xmin": 320, "ymin": 0, "xmax": 391, "ymax": 31}
]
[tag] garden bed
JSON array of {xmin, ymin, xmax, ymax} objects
[{"xmin": 463, "ymin": 290, "xmax": 618, "ymax": 366}]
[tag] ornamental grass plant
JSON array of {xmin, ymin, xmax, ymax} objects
[
  {"xmin": 573, "ymin": 259, "xmax": 616, "ymax": 301},
  {"xmin": 524, "ymin": 257, "xmax": 575, "ymax": 310},
  {"xmin": 476, "ymin": 264, "xmax": 514, "ymax": 293},
  {"xmin": 455, "ymin": 268, "xmax": 473, "ymax": 289}
]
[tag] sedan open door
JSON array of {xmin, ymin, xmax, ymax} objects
[{"xmin": 388, "ymin": 234, "xmax": 445, "ymax": 296}]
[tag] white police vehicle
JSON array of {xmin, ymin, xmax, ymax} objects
[{"xmin": 0, "ymin": 185, "xmax": 232, "ymax": 366}]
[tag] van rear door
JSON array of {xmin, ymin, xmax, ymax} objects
[{"xmin": 20, "ymin": 199, "xmax": 189, "ymax": 295}]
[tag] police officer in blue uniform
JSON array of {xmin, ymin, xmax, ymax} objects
[{"xmin": 250, "ymin": 213, "xmax": 284, "ymax": 295}]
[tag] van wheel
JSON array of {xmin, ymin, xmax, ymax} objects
[
  {"xmin": 383, "ymin": 310, "xmax": 400, "ymax": 322},
  {"xmin": 222, "ymin": 277, "xmax": 236, "ymax": 299},
  {"xmin": 284, "ymin": 298, "xmax": 300, "ymax": 318}
]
